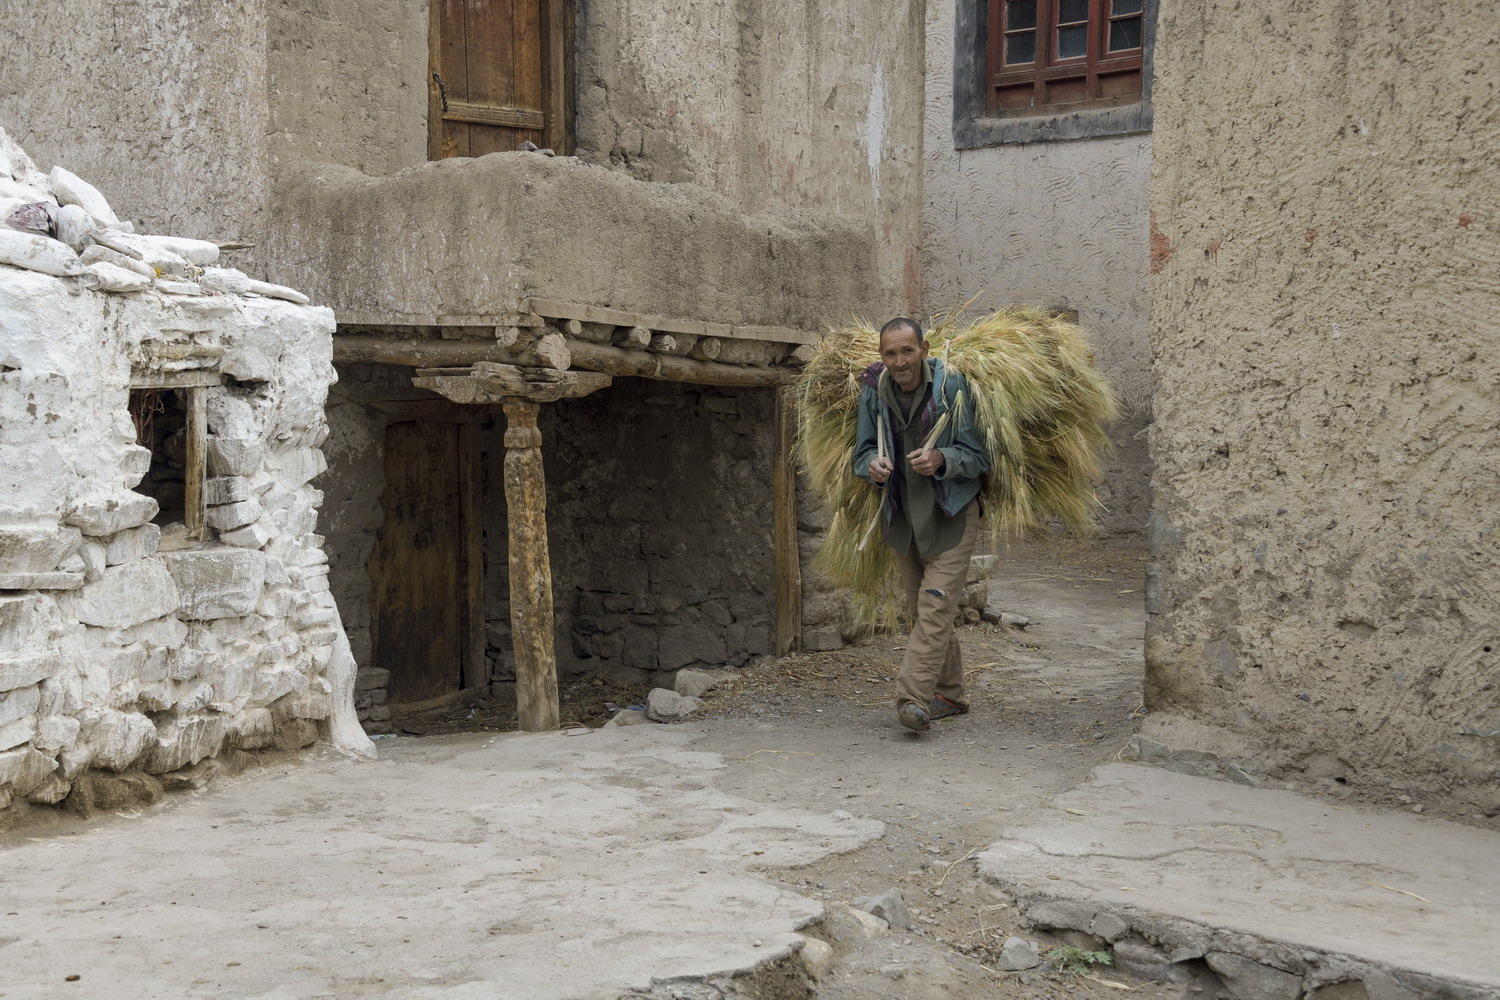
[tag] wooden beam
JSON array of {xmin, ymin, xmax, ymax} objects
[
  {"xmin": 772, "ymin": 386, "xmax": 801, "ymax": 656},
  {"xmin": 414, "ymin": 362, "xmax": 611, "ymax": 404},
  {"xmin": 441, "ymin": 101, "xmax": 546, "ymax": 130},
  {"xmin": 567, "ymin": 341, "xmax": 792, "ymax": 387},
  {"xmin": 335, "ymin": 335, "xmax": 791, "ymax": 387},
  {"xmin": 458, "ymin": 422, "xmax": 486, "ymax": 693},
  {"xmin": 184, "ymin": 385, "xmax": 207, "ymax": 540},
  {"xmin": 129, "ymin": 369, "xmax": 222, "ymax": 390},
  {"xmin": 503, "ymin": 400, "xmax": 560, "ymax": 732},
  {"xmin": 523, "ymin": 296, "xmax": 820, "ymax": 345}
]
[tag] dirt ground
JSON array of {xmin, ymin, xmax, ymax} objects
[
  {"xmin": 383, "ymin": 536, "xmax": 1161, "ymax": 997},
  {"xmin": 690, "ymin": 537, "xmax": 1167, "ymax": 998}
]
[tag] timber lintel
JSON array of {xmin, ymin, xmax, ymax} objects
[{"xmin": 413, "ymin": 362, "xmax": 613, "ymax": 404}]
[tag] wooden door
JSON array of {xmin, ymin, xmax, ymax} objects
[
  {"xmin": 371, "ymin": 420, "xmax": 468, "ymax": 706},
  {"xmin": 428, "ymin": 0, "xmax": 570, "ymax": 158}
]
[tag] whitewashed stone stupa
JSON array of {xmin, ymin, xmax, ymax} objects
[{"xmin": 0, "ymin": 128, "xmax": 373, "ymax": 819}]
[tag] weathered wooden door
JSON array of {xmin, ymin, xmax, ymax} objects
[
  {"xmin": 428, "ymin": 0, "xmax": 570, "ymax": 158},
  {"xmin": 371, "ymin": 420, "xmax": 467, "ymax": 706}
]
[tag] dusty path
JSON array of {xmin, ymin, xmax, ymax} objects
[
  {"xmin": 0, "ymin": 539, "xmax": 1154, "ymax": 1000},
  {"xmin": 694, "ymin": 537, "xmax": 1160, "ymax": 998}
]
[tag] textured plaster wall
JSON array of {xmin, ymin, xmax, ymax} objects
[
  {"xmin": 1147, "ymin": 0, "xmax": 1500, "ymax": 810},
  {"xmin": 921, "ymin": 0, "xmax": 1152, "ymax": 533},
  {"xmin": 0, "ymin": 0, "xmax": 271, "ymax": 250},
  {"xmin": 575, "ymin": 0, "xmax": 927, "ymax": 309}
]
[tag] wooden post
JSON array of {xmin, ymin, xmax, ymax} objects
[
  {"xmin": 458, "ymin": 422, "xmax": 486, "ymax": 692},
  {"xmin": 184, "ymin": 385, "xmax": 206, "ymax": 539},
  {"xmin": 502, "ymin": 399, "xmax": 560, "ymax": 731},
  {"xmin": 772, "ymin": 386, "xmax": 801, "ymax": 655}
]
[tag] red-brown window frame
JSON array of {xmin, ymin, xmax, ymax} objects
[{"xmin": 985, "ymin": 0, "xmax": 1145, "ymax": 116}]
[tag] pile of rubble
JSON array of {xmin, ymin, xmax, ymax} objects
[{"xmin": 0, "ymin": 127, "xmax": 371, "ymax": 821}]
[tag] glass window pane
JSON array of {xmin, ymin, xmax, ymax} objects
[
  {"xmin": 1059, "ymin": 0, "xmax": 1089, "ymax": 24},
  {"xmin": 1057, "ymin": 24, "xmax": 1087, "ymax": 58},
  {"xmin": 1006, "ymin": 0, "xmax": 1036, "ymax": 30},
  {"xmin": 1111, "ymin": 0, "xmax": 1143, "ymax": 14},
  {"xmin": 1109, "ymin": 16, "xmax": 1142, "ymax": 50},
  {"xmin": 1006, "ymin": 30, "xmax": 1037, "ymax": 64}
]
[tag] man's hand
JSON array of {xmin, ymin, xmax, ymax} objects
[
  {"xmin": 907, "ymin": 447, "xmax": 945, "ymax": 477},
  {"xmin": 868, "ymin": 456, "xmax": 894, "ymax": 484}
]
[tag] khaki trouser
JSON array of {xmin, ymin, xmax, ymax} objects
[{"xmin": 894, "ymin": 503, "xmax": 980, "ymax": 710}]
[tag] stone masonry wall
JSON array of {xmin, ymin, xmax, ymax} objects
[
  {"xmin": 489, "ymin": 380, "xmax": 776, "ymax": 689},
  {"xmin": 321, "ymin": 372, "xmax": 777, "ymax": 726},
  {"xmin": 1147, "ymin": 0, "xmax": 1500, "ymax": 812},
  {"xmin": 0, "ymin": 133, "xmax": 368, "ymax": 820}
]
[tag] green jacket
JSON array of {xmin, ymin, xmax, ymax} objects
[{"xmin": 851, "ymin": 357, "xmax": 989, "ymax": 520}]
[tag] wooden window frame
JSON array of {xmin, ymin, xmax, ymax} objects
[
  {"xmin": 985, "ymin": 0, "xmax": 1145, "ymax": 117},
  {"xmin": 953, "ymin": 0, "xmax": 1156, "ymax": 148}
]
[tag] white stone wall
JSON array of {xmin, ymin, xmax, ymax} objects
[{"xmin": 0, "ymin": 131, "xmax": 370, "ymax": 818}]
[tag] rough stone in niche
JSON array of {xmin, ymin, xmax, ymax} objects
[
  {"xmin": 64, "ymin": 493, "xmax": 158, "ymax": 536},
  {"xmin": 229, "ymin": 707, "xmax": 274, "ymax": 749},
  {"xmin": 0, "ymin": 680, "xmax": 41, "ymax": 728},
  {"xmin": 0, "ymin": 745, "xmax": 56, "ymax": 795},
  {"xmin": 0, "ymin": 594, "xmax": 57, "ymax": 653},
  {"xmin": 204, "ymin": 499, "xmax": 263, "ymax": 532},
  {"xmin": 162, "ymin": 549, "xmax": 266, "ymax": 619},
  {"xmin": 219, "ymin": 523, "xmax": 271, "ymax": 549},
  {"xmin": 0, "ymin": 649, "xmax": 63, "ymax": 693},
  {"xmin": 83, "ymin": 709, "xmax": 156, "ymax": 771},
  {"xmin": 203, "ymin": 476, "xmax": 250, "ymax": 506},
  {"xmin": 207, "ymin": 437, "xmax": 263, "ymax": 477},
  {"xmin": 103, "ymin": 524, "xmax": 161, "ymax": 565},
  {"xmin": 143, "ymin": 714, "xmax": 229, "ymax": 773},
  {"xmin": 0, "ymin": 524, "xmax": 81, "ymax": 574},
  {"xmin": 73, "ymin": 559, "xmax": 180, "ymax": 628},
  {"xmin": 0, "ymin": 716, "xmax": 37, "ymax": 751}
]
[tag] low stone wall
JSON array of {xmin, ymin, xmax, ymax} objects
[{"xmin": 0, "ymin": 135, "xmax": 368, "ymax": 816}]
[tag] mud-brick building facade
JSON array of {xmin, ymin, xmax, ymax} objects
[
  {"xmin": 0, "ymin": 0, "xmax": 926, "ymax": 728},
  {"xmin": 1146, "ymin": 0, "xmax": 1499, "ymax": 813}
]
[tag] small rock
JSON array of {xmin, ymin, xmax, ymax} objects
[
  {"xmin": 673, "ymin": 668, "xmax": 724, "ymax": 699},
  {"xmin": 1227, "ymin": 762, "xmax": 1262, "ymax": 786},
  {"xmin": 604, "ymin": 708, "xmax": 650, "ymax": 727},
  {"xmin": 836, "ymin": 904, "xmax": 889, "ymax": 939},
  {"xmin": 1000, "ymin": 612, "xmax": 1031, "ymax": 628},
  {"xmin": 997, "ymin": 936, "xmax": 1042, "ymax": 971},
  {"xmin": 1205, "ymin": 952, "xmax": 1302, "ymax": 1000},
  {"xmin": 799, "ymin": 938, "xmax": 834, "ymax": 980},
  {"xmin": 644, "ymin": 688, "xmax": 679, "ymax": 721},
  {"xmin": 853, "ymin": 889, "xmax": 911, "ymax": 931}
]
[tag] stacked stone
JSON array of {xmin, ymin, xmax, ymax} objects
[{"xmin": 0, "ymin": 128, "xmax": 370, "ymax": 818}]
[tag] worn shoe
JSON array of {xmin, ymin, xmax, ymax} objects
[
  {"xmin": 898, "ymin": 702, "xmax": 931, "ymax": 732},
  {"xmin": 929, "ymin": 694, "xmax": 970, "ymax": 721}
]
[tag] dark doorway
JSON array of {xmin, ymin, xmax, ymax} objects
[{"xmin": 370, "ymin": 419, "xmax": 482, "ymax": 707}]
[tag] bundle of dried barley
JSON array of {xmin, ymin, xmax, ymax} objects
[{"xmin": 793, "ymin": 306, "xmax": 1118, "ymax": 628}]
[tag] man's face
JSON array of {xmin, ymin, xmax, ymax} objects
[{"xmin": 880, "ymin": 328, "xmax": 928, "ymax": 391}]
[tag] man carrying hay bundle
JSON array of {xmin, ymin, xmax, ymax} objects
[
  {"xmin": 854, "ymin": 318, "xmax": 990, "ymax": 732},
  {"xmin": 794, "ymin": 307, "xmax": 1117, "ymax": 735}
]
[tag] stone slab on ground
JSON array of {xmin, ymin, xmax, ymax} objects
[
  {"xmin": 978, "ymin": 763, "xmax": 1500, "ymax": 999},
  {"xmin": 0, "ymin": 729, "xmax": 882, "ymax": 999}
]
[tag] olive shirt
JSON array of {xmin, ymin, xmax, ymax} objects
[{"xmin": 880, "ymin": 363, "xmax": 968, "ymax": 559}]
